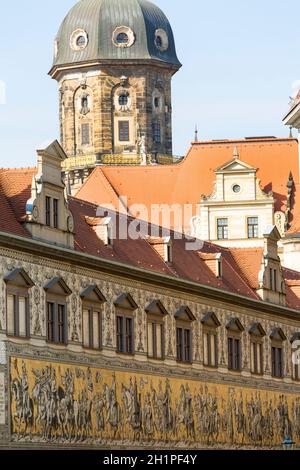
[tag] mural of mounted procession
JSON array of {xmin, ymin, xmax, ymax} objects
[{"xmin": 9, "ymin": 357, "xmax": 300, "ymax": 448}]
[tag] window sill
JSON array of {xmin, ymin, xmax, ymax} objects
[
  {"xmin": 147, "ymin": 355, "xmax": 164, "ymax": 362},
  {"xmin": 116, "ymin": 351, "xmax": 135, "ymax": 357},
  {"xmin": 82, "ymin": 346, "xmax": 103, "ymax": 352},
  {"xmin": 7, "ymin": 334, "xmax": 30, "ymax": 340}
]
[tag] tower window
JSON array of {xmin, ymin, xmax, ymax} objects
[
  {"xmin": 76, "ymin": 35, "xmax": 86, "ymax": 48},
  {"xmin": 154, "ymin": 97, "xmax": 160, "ymax": 108},
  {"xmin": 119, "ymin": 94, "xmax": 128, "ymax": 106},
  {"xmin": 118, "ymin": 121, "xmax": 130, "ymax": 142},
  {"xmin": 81, "ymin": 123, "xmax": 90, "ymax": 145},
  {"xmin": 247, "ymin": 217, "xmax": 258, "ymax": 239},
  {"xmin": 155, "ymin": 36, "xmax": 163, "ymax": 49},
  {"xmin": 116, "ymin": 32, "xmax": 129, "ymax": 44},
  {"xmin": 217, "ymin": 218, "xmax": 228, "ymax": 240},
  {"xmin": 152, "ymin": 122, "xmax": 161, "ymax": 144}
]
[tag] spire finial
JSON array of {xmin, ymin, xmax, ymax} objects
[
  {"xmin": 233, "ymin": 146, "xmax": 239, "ymax": 160},
  {"xmin": 194, "ymin": 125, "xmax": 198, "ymax": 143}
]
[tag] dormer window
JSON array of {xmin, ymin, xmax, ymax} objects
[
  {"xmin": 166, "ymin": 241, "xmax": 173, "ymax": 264},
  {"xmin": 45, "ymin": 196, "xmax": 59, "ymax": 229},
  {"xmin": 4, "ymin": 269, "xmax": 34, "ymax": 339},
  {"xmin": 46, "ymin": 196, "xmax": 51, "ymax": 226},
  {"xmin": 216, "ymin": 254, "xmax": 222, "ymax": 278},
  {"xmin": 270, "ymin": 268, "xmax": 277, "ymax": 291},
  {"xmin": 53, "ymin": 199, "xmax": 59, "ymax": 228}
]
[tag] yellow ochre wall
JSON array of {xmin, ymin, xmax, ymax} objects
[{"xmin": 10, "ymin": 357, "xmax": 300, "ymax": 448}]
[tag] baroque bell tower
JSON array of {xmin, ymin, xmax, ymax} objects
[{"xmin": 49, "ymin": 0, "xmax": 181, "ymax": 186}]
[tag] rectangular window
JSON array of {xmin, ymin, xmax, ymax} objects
[
  {"xmin": 228, "ymin": 337, "xmax": 241, "ymax": 371},
  {"xmin": 47, "ymin": 301, "xmax": 67, "ymax": 345},
  {"xmin": 81, "ymin": 123, "xmax": 90, "ymax": 145},
  {"xmin": 147, "ymin": 321, "xmax": 164, "ymax": 359},
  {"xmin": 273, "ymin": 270, "xmax": 277, "ymax": 292},
  {"xmin": 247, "ymin": 217, "xmax": 259, "ymax": 239},
  {"xmin": 83, "ymin": 308, "xmax": 101, "ymax": 350},
  {"xmin": 46, "ymin": 196, "xmax": 51, "ymax": 226},
  {"xmin": 118, "ymin": 121, "xmax": 130, "ymax": 142},
  {"xmin": 153, "ymin": 122, "xmax": 161, "ymax": 144},
  {"xmin": 217, "ymin": 218, "xmax": 228, "ymax": 240},
  {"xmin": 53, "ymin": 199, "xmax": 59, "ymax": 229},
  {"xmin": 47, "ymin": 302, "xmax": 55, "ymax": 343},
  {"xmin": 116, "ymin": 314, "xmax": 134, "ymax": 354},
  {"xmin": 272, "ymin": 346, "xmax": 283, "ymax": 378},
  {"xmin": 7, "ymin": 293, "xmax": 29, "ymax": 338},
  {"xmin": 176, "ymin": 327, "xmax": 192, "ymax": 363},
  {"xmin": 270, "ymin": 269, "xmax": 277, "ymax": 291},
  {"xmin": 203, "ymin": 331, "xmax": 218, "ymax": 367},
  {"xmin": 250, "ymin": 341, "xmax": 263, "ymax": 374}
]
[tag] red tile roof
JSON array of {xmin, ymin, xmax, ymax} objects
[
  {"xmin": 77, "ymin": 137, "xmax": 300, "ymax": 232},
  {"xmin": 0, "ymin": 164, "xmax": 300, "ymax": 309}
]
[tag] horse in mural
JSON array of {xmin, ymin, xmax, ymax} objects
[{"xmin": 11, "ymin": 378, "xmax": 34, "ymax": 440}]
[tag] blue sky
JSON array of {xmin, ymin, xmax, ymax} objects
[{"xmin": 0, "ymin": 0, "xmax": 299, "ymax": 167}]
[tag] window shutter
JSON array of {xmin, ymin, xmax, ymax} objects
[
  {"xmin": 83, "ymin": 309, "xmax": 90, "ymax": 348},
  {"xmin": 18, "ymin": 296, "xmax": 27, "ymax": 337},
  {"xmin": 210, "ymin": 334, "xmax": 216, "ymax": 366},
  {"xmin": 147, "ymin": 322, "xmax": 153, "ymax": 357},
  {"xmin": 7, "ymin": 294, "xmax": 15, "ymax": 336},
  {"xmin": 156, "ymin": 324, "xmax": 163, "ymax": 359},
  {"xmin": 93, "ymin": 311, "xmax": 100, "ymax": 349},
  {"xmin": 203, "ymin": 332, "xmax": 208, "ymax": 365}
]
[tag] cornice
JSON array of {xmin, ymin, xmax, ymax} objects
[{"xmin": 0, "ymin": 231, "xmax": 299, "ymax": 320}]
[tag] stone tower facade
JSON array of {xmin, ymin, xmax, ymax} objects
[{"xmin": 49, "ymin": 0, "xmax": 181, "ymax": 176}]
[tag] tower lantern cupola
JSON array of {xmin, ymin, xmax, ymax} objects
[{"xmin": 49, "ymin": 0, "xmax": 181, "ymax": 182}]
